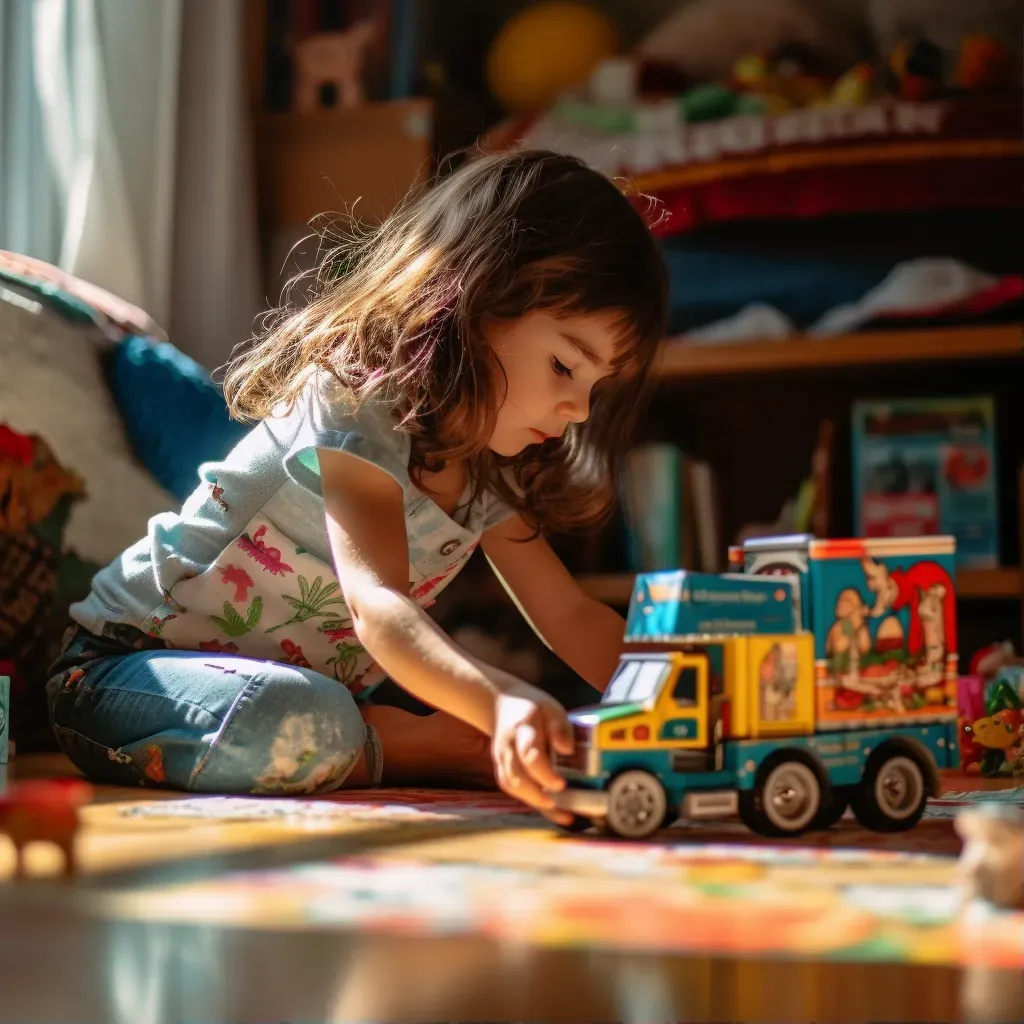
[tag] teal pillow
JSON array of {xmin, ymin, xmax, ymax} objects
[{"xmin": 107, "ymin": 336, "xmax": 248, "ymax": 502}]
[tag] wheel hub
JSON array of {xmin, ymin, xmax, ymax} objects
[
  {"xmin": 615, "ymin": 783, "xmax": 656, "ymax": 825},
  {"xmin": 770, "ymin": 774, "xmax": 809, "ymax": 816},
  {"xmin": 763, "ymin": 763, "xmax": 819, "ymax": 831},
  {"xmin": 875, "ymin": 757, "xmax": 923, "ymax": 819}
]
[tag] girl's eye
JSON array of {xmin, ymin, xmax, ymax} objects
[{"xmin": 551, "ymin": 357, "xmax": 574, "ymax": 379}]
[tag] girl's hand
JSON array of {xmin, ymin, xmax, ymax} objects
[{"xmin": 492, "ymin": 686, "xmax": 575, "ymax": 826}]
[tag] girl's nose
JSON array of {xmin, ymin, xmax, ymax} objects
[{"xmin": 558, "ymin": 388, "xmax": 590, "ymax": 423}]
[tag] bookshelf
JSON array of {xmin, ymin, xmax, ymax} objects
[
  {"xmin": 582, "ymin": 326, "xmax": 1024, "ymax": 656},
  {"xmin": 654, "ymin": 323, "xmax": 1022, "ymax": 381}
]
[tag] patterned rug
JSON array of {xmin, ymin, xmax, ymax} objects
[{"xmin": 97, "ymin": 784, "xmax": 1024, "ymax": 967}]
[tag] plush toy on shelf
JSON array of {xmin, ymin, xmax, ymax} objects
[{"xmin": 292, "ymin": 21, "xmax": 376, "ymax": 113}]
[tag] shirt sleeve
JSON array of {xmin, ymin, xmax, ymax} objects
[{"xmin": 281, "ymin": 373, "xmax": 412, "ymax": 498}]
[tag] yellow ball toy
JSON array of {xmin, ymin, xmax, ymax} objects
[{"xmin": 487, "ymin": 2, "xmax": 620, "ymax": 113}]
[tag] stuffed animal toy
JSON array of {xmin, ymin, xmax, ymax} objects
[{"xmin": 293, "ymin": 21, "xmax": 376, "ymax": 112}]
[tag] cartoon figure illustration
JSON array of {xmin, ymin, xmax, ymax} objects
[
  {"xmin": 874, "ymin": 616, "xmax": 905, "ymax": 653},
  {"xmin": 861, "ymin": 556, "xmax": 956, "ymax": 665},
  {"xmin": 915, "ymin": 583, "xmax": 947, "ymax": 692},
  {"xmin": 825, "ymin": 588, "xmax": 871, "ymax": 679},
  {"xmin": 759, "ymin": 642, "xmax": 798, "ymax": 722},
  {"xmin": 826, "ymin": 588, "xmax": 907, "ymax": 713}
]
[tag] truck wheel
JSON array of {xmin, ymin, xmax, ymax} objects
[
  {"xmin": 739, "ymin": 759, "xmax": 822, "ymax": 837},
  {"xmin": 605, "ymin": 770, "xmax": 668, "ymax": 840},
  {"xmin": 851, "ymin": 752, "xmax": 927, "ymax": 832},
  {"xmin": 812, "ymin": 785, "xmax": 852, "ymax": 830}
]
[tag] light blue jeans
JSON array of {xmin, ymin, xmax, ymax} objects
[{"xmin": 46, "ymin": 625, "xmax": 372, "ymax": 795}]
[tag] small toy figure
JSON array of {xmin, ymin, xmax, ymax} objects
[
  {"xmin": 958, "ymin": 717, "xmax": 986, "ymax": 774},
  {"xmin": 970, "ymin": 678, "xmax": 1024, "ymax": 777},
  {"xmin": 889, "ymin": 36, "xmax": 945, "ymax": 100},
  {"xmin": 0, "ymin": 778, "xmax": 92, "ymax": 880},
  {"xmin": 293, "ymin": 22, "xmax": 376, "ymax": 113},
  {"xmin": 955, "ymin": 35, "xmax": 1015, "ymax": 90},
  {"xmin": 828, "ymin": 63, "xmax": 874, "ymax": 106},
  {"xmin": 955, "ymin": 804, "xmax": 1024, "ymax": 911}
]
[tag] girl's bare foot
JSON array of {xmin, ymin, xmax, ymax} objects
[{"xmin": 347, "ymin": 704, "xmax": 495, "ymax": 789}]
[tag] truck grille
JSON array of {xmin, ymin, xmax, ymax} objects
[{"xmin": 557, "ymin": 723, "xmax": 592, "ymax": 772}]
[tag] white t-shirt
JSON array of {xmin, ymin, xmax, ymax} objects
[{"xmin": 72, "ymin": 371, "xmax": 514, "ymax": 700}]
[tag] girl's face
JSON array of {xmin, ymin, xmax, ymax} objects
[{"xmin": 485, "ymin": 310, "xmax": 620, "ymax": 457}]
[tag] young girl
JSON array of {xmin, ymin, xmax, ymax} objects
[{"xmin": 46, "ymin": 150, "xmax": 668, "ymax": 823}]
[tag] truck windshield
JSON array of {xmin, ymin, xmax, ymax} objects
[{"xmin": 603, "ymin": 659, "xmax": 669, "ymax": 705}]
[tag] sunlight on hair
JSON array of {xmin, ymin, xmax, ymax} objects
[{"xmin": 221, "ymin": 150, "xmax": 668, "ymax": 534}]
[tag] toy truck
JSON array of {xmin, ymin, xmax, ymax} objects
[{"xmin": 554, "ymin": 534, "xmax": 961, "ymax": 839}]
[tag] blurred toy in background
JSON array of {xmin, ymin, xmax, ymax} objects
[
  {"xmin": 955, "ymin": 34, "xmax": 1017, "ymax": 89},
  {"xmin": 0, "ymin": 778, "xmax": 92, "ymax": 880},
  {"xmin": 487, "ymin": 1, "xmax": 619, "ymax": 113},
  {"xmin": 635, "ymin": 0, "xmax": 862, "ymax": 87},
  {"xmin": 536, "ymin": 0, "xmax": 1023, "ymax": 142},
  {"xmin": 959, "ymin": 663, "xmax": 1024, "ymax": 778},
  {"xmin": 889, "ymin": 36, "xmax": 945, "ymax": 99},
  {"xmin": 971, "ymin": 640, "xmax": 1022, "ymax": 682},
  {"xmin": 293, "ymin": 21, "xmax": 377, "ymax": 112},
  {"xmin": 829, "ymin": 63, "xmax": 876, "ymax": 106},
  {"xmin": 868, "ymin": 0, "xmax": 1022, "ymax": 92},
  {"xmin": 955, "ymin": 803, "xmax": 1024, "ymax": 911}
]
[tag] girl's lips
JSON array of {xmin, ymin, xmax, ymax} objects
[{"xmin": 530, "ymin": 428, "xmax": 553, "ymax": 442}]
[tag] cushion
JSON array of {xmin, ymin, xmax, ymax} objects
[
  {"xmin": 0, "ymin": 282, "xmax": 175, "ymax": 565},
  {"xmin": 105, "ymin": 335, "xmax": 249, "ymax": 502}
]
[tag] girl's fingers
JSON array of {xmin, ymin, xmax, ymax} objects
[
  {"xmin": 497, "ymin": 740, "xmax": 554, "ymax": 811},
  {"xmin": 515, "ymin": 723, "xmax": 565, "ymax": 793},
  {"xmin": 544, "ymin": 705, "xmax": 576, "ymax": 757}
]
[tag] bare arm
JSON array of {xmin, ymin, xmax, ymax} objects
[
  {"xmin": 481, "ymin": 514, "xmax": 626, "ymax": 692},
  {"xmin": 319, "ymin": 448, "xmax": 515, "ymax": 735},
  {"xmin": 319, "ymin": 449, "xmax": 572, "ymax": 818}
]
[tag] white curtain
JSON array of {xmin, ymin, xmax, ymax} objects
[
  {"xmin": 0, "ymin": 0, "xmax": 63, "ymax": 265},
  {"xmin": 0, "ymin": 0, "xmax": 261, "ymax": 368},
  {"xmin": 170, "ymin": 0, "xmax": 263, "ymax": 371},
  {"xmin": 31, "ymin": 0, "xmax": 181, "ymax": 326}
]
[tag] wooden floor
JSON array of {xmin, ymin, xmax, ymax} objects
[
  {"xmin": 1, "ymin": 752, "xmax": 1019, "ymax": 881},
  {"xmin": 1, "ymin": 753, "xmax": 1022, "ymax": 1022},
  {"xmin": 1, "ymin": 753, "xmax": 460, "ymax": 880}
]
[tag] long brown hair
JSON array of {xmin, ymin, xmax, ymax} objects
[{"xmin": 223, "ymin": 149, "xmax": 668, "ymax": 532}]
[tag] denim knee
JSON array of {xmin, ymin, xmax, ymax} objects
[{"xmin": 190, "ymin": 662, "xmax": 367, "ymax": 795}]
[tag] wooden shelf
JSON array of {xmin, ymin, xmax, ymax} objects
[
  {"xmin": 958, "ymin": 567, "xmax": 1023, "ymax": 599},
  {"xmin": 578, "ymin": 567, "xmax": 1023, "ymax": 605},
  {"xmin": 653, "ymin": 324, "xmax": 1022, "ymax": 381}
]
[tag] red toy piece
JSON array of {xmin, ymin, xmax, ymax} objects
[{"xmin": 0, "ymin": 778, "xmax": 93, "ymax": 879}]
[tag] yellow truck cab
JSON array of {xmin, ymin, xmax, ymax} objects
[{"xmin": 554, "ymin": 539, "xmax": 961, "ymax": 840}]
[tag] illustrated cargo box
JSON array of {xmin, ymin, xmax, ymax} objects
[
  {"xmin": 737, "ymin": 534, "xmax": 958, "ymax": 727},
  {"xmin": 626, "ymin": 571, "xmax": 797, "ymax": 642}
]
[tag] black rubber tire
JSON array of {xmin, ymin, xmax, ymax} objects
[
  {"xmin": 604, "ymin": 770, "xmax": 668, "ymax": 840},
  {"xmin": 851, "ymin": 749, "xmax": 929, "ymax": 833},
  {"xmin": 812, "ymin": 786, "xmax": 853, "ymax": 830},
  {"xmin": 737, "ymin": 757, "xmax": 823, "ymax": 838}
]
